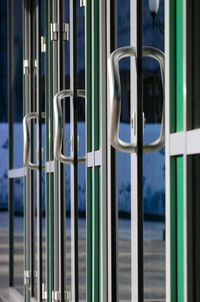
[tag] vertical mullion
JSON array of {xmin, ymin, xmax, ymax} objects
[
  {"xmin": 110, "ymin": 0, "xmax": 118, "ymax": 300},
  {"xmin": 8, "ymin": 0, "xmax": 14, "ymax": 288},
  {"xmin": 58, "ymin": 1, "xmax": 66, "ymax": 300},
  {"xmin": 48, "ymin": 1, "xmax": 54, "ymax": 300},
  {"xmin": 107, "ymin": 0, "xmax": 118, "ymax": 300},
  {"xmin": 86, "ymin": 0, "xmax": 93, "ymax": 300},
  {"xmin": 99, "ymin": 0, "xmax": 108, "ymax": 300},
  {"xmin": 136, "ymin": 0, "xmax": 143, "ymax": 300},
  {"xmin": 52, "ymin": 0, "xmax": 59, "ymax": 295},
  {"xmin": 70, "ymin": 0, "xmax": 79, "ymax": 300},
  {"xmin": 176, "ymin": 0, "xmax": 183, "ymax": 132},
  {"xmin": 36, "ymin": 0, "xmax": 43, "ymax": 300},
  {"xmin": 30, "ymin": 1, "xmax": 36, "ymax": 297}
]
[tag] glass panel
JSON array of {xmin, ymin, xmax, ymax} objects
[
  {"xmin": 117, "ymin": 0, "xmax": 132, "ymax": 299},
  {"xmin": 77, "ymin": 2, "xmax": 86, "ymax": 295},
  {"xmin": 143, "ymin": 0, "xmax": 165, "ymax": 299},
  {"xmin": 187, "ymin": 0, "xmax": 200, "ymax": 130},
  {"xmin": 66, "ymin": 164, "xmax": 71, "ymax": 293},
  {"xmin": 13, "ymin": 0, "xmax": 23, "ymax": 168},
  {"xmin": 0, "ymin": 1, "xmax": 8, "ymax": 289},
  {"xmin": 187, "ymin": 155, "xmax": 200, "ymax": 301},
  {"xmin": 13, "ymin": 177, "xmax": 24, "ymax": 295}
]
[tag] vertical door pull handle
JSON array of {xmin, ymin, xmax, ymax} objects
[
  {"xmin": 108, "ymin": 46, "xmax": 165, "ymax": 153},
  {"xmin": 23, "ymin": 112, "xmax": 46, "ymax": 170},
  {"xmin": 54, "ymin": 89, "xmax": 86, "ymax": 164}
]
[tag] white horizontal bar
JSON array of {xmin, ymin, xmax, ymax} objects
[
  {"xmin": 8, "ymin": 167, "xmax": 27, "ymax": 178},
  {"xmin": 45, "ymin": 160, "xmax": 55, "ymax": 173},
  {"xmin": 186, "ymin": 128, "xmax": 200, "ymax": 155},
  {"xmin": 170, "ymin": 132, "xmax": 184, "ymax": 156},
  {"xmin": 95, "ymin": 150, "xmax": 102, "ymax": 166}
]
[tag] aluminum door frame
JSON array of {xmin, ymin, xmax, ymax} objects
[
  {"xmin": 106, "ymin": 0, "xmax": 144, "ymax": 301},
  {"xmin": 86, "ymin": 0, "xmax": 108, "ymax": 301},
  {"xmin": 165, "ymin": 0, "xmax": 188, "ymax": 301}
]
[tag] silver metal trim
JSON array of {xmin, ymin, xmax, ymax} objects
[
  {"xmin": 23, "ymin": 112, "xmax": 45, "ymax": 170},
  {"xmin": 41, "ymin": 36, "xmax": 46, "ymax": 53},
  {"xmin": 63, "ymin": 23, "xmax": 69, "ymax": 41},
  {"xmin": 23, "ymin": 59, "xmax": 30, "ymax": 75},
  {"xmin": 80, "ymin": 0, "xmax": 86, "ymax": 7},
  {"xmin": 51, "ymin": 22, "xmax": 59, "ymax": 41},
  {"xmin": 108, "ymin": 46, "xmax": 165, "ymax": 154}
]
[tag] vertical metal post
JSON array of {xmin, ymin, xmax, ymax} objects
[
  {"xmin": 53, "ymin": 0, "xmax": 59, "ymax": 295},
  {"xmin": 24, "ymin": 1, "xmax": 34, "ymax": 301},
  {"xmin": 136, "ymin": 0, "xmax": 144, "ymax": 300},
  {"xmin": 8, "ymin": 0, "xmax": 14, "ymax": 287},
  {"xmin": 99, "ymin": 0, "xmax": 108, "ymax": 300},
  {"xmin": 30, "ymin": 1, "xmax": 36, "ymax": 298},
  {"xmin": 36, "ymin": 0, "xmax": 43, "ymax": 300},
  {"xmin": 107, "ymin": 0, "xmax": 118, "ymax": 301},
  {"xmin": 70, "ymin": 0, "xmax": 79, "ymax": 300},
  {"xmin": 58, "ymin": 1, "xmax": 66, "ymax": 300}
]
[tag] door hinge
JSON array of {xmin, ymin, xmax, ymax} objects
[
  {"xmin": 24, "ymin": 270, "xmax": 37, "ymax": 286},
  {"xmin": 23, "ymin": 60, "xmax": 30, "ymax": 75},
  {"xmin": 24, "ymin": 270, "xmax": 31, "ymax": 286},
  {"xmin": 80, "ymin": 0, "xmax": 86, "ymax": 7},
  {"xmin": 51, "ymin": 23, "xmax": 69, "ymax": 41},
  {"xmin": 42, "ymin": 283, "xmax": 47, "ymax": 300},
  {"xmin": 52, "ymin": 290, "xmax": 71, "ymax": 302},
  {"xmin": 41, "ymin": 36, "xmax": 46, "ymax": 52},
  {"xmin": 63, "ymin": 23, "xmax": 69, "ymax": 41},
  {"xmin": 51, "ymin": 23, "xmax": 59, "ymax": 41}
]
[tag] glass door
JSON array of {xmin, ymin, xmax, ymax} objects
[
  {"xmin": 8, "ymin": 0, "xmax": 46, "ymax": 300},
  {"xmin": 107, "ymin": 0, "xmax": 165, "ymax": 301},
  {"xmin": 166, "ymin": 0, "xmax": 200, "ymax": 301}
]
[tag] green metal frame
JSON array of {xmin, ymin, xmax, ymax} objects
[
  {"xmin": 170, "ymin": 0, "xmax": 184, "ymax": 300},
  {"xmin": 86, "ymin": 0, "xmax": 101, "ymax": 301}
]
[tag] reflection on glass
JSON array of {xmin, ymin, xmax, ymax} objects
[
  {"xmin": 66, "ymin": 164, "xmax": 71, "ymax": 293},
  {"xmin": 187, "ymin": 0, "xmax": 200, "ymax": 130},
  {"xmin": 187, "ymin": 155, "xmax": 200, "ymax": 301},
  {"xmin": 143, "ymin": 0, "xmax": 165, "ymax": 299},
  {"xmin": 13, "ymin": 177, "xmax": 24, "ymax": 295},
  {"xmin": 13, "ymin": 0, "xmax": 23, "ymax": 168}
]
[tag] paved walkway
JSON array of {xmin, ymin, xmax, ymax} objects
[{"xmin": 0, "ymin": 231, "xmax": 165, "ymax": 301}]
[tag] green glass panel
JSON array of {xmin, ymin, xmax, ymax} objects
[{"xmin": 176, "ymin": 0, "xmax": 183, "ymax": 132}]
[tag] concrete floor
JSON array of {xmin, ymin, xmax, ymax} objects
[{"xmin": 0, "ymin": 230, "xmax": 165, "ymax": 301}]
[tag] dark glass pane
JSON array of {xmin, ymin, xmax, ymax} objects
[
  {"xmin": 13, "ymin": 0, "xmax": 23, "ymax": 168},
  {"xmin": 187, "ymin": 0, "xmax": 200, "ymax": 129},
  {"xmin": 13, "ymin": 177, "xmax": 24, "ymax": 295},
  {"xmin": 187, "ymin": 155, "xmax": 200, "ymax": 301}
]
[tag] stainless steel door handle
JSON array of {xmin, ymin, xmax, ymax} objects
[
  {"xmin": 108, "ymin": 46, "xmax": 165, "ymax": 153},
  {"xmin": 23, "ymin": 112, "xmax": 46, "ymax": 170},
  {"xmin": 54, "ymin": 89, "xmax": 86, "ymax": 164}
]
